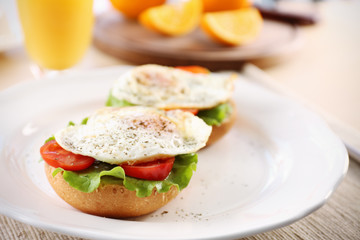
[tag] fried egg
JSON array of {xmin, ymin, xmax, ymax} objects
[
  {"xmin": 55, "ymin": 107, "xmax": 212, "ymax": 165},
  {"xmin": 110, "ymin": 64, "xmax": 235, "ymax": 109}
]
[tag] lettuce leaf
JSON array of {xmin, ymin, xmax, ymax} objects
[
  {"xmin": 105, "ymin": 90, "xmax": 135, "ymax": 107},
  {"xmin": 44, "ymin": 136, "xmax": 55, "ymax": 143},
  {"xmin": 197, "ymin": 102, "xmax": 232, "ymax": 126},
  {"xmin": 52, "ymin": 153, "xmax": 198, "ymax": 198}
]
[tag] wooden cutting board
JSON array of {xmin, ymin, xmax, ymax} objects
[{"xmin": 93, "ymin": 10, "xmax": 301, "ymax": 70}]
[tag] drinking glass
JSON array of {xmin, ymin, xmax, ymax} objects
[{"xmin": 16, "ymin": 0, "xmax": 94, "ymax": 74}]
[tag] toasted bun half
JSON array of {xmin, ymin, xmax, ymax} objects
[
  {"xmin": 45, "ymin": 164, "xmax": 179, "ymax": 218},
  {"xmin": 206, "ymin": 100, "xmax": 236, "ymax": 146}
]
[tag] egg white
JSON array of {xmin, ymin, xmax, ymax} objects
[
  {"xmin": 110, "ymin": 64, "xmax": 235, "ymax": 109},
  {"xmin": 55, "ymin": 107, "xmax": 212, "ymax": 165}
]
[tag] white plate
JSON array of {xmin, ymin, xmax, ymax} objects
[{"xmin": 0, "ymin": 66, "xmax": 348, "ymax": 239}]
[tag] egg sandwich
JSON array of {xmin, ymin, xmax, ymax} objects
[
  {"xmin": 106, "ymin": 64, "xmax": 236, "ymax": 145},
  {"xmin": 40, "ymin": 106, "xmax": 211, "ymax": 218}
]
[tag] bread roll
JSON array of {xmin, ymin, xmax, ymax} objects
[{"xmin": 45, "ymin": 164, "xmax": 179, "ymax": 218}]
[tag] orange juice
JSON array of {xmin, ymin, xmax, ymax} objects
[{"xmin": 17, "ymin": 0, "xmax": 94, "ymax": 70}]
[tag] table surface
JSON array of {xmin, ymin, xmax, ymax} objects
[{"xmin": 1, "ymin": 0, "xmax": 359, "ymax": 239}]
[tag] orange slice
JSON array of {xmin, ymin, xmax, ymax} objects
[
  {"xmin": 109, "ymin": 0, "xmax": 166, "ymax": 19},
  {"xmin": 201, "ymin": 0, "xmax": 251, "ymax": 12},
  {"xmin": 139, "ymin": 0, "xmax": 203, "ymax": 36},
  {"xmin": 201, "ymin": 8, "xmax": 263, "ymax": 46}
]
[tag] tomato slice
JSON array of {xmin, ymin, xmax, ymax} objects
[
  {"xmin": 175, "ymin": 65, "xmax": 210, "ymax": 74},
  {"xmin": 120, "ymin": 157, "xmax": 175, "ymax": 181},
  {"xmin": 178, "ymin": 108, "xmax": 199, "ymax": 115},
  {"xmin": 165, "ymin": 108, "xmax": 199, "ymax": 115},
  {"xmin": 40, "ymin": 140, "xmax": 95, "ymax": 171}
]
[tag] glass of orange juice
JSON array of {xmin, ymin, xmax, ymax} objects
[{"xmin": 16, "ymin": 0, "xmax": 94, "ymax": 71}]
